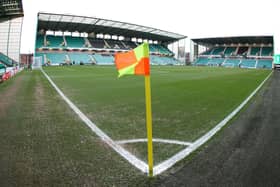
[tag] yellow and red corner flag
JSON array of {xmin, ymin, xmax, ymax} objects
[
  {"xmin": 115, "ymin": 42, "xmax": 150, "ymax": 77},
  {"xmin": 114, "ymin": 42, "xmax": 154, "ymax": 177}
]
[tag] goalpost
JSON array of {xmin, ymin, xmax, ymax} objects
[{"xmin": 32, "ymin": 56, "xmax": 42, "ymax": 70}]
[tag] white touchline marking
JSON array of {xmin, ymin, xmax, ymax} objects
[
  {"xmin": 41, "ymin": 69, "xmax": 148, "ymax": 174},
  {"xmin": 117, "ymin": 138, "xmax": 192, "ymax": 146},
  {"xmin": 153, "ymin": 71, "xmax": 273, "ymax": 176}
]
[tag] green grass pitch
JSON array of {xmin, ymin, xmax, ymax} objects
[
  {"xmin": 0, "ymin": 66, "xmax": 270, "ymax": 186},
  {"xmin": 44, "ymin": 66, "xmax": 270, "ymax": 164}
]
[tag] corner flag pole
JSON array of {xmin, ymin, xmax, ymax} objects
[{"xmin": 145, "ymin": 75, "xmax": 154, "ymax": 177}]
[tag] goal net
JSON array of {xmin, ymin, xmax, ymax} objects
[{"xmin": 32, "ymin": 56, "xmax": 42, "ymax": 70}]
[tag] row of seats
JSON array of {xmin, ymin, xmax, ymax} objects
[
  {"xmin": 36, "ymin": 35, "xmax": 173, "ymax": 56},
  {"xmin": 35, "ymin": 53, "xmax": 180, "ymax": 66},
  {"xmin": 201, "ymin": 46, "xmax": 273, "ymax": 56},
  {"xmin": 195, "ymin": 57, "xmax": 273, "ymax": 69},
  {"xmin": 149, "ymin": 44, "xmax": 173, "ymax": 55},
  {"xmin": 150, "ymin": 55, "xmax": 180, "ymax": 65}
]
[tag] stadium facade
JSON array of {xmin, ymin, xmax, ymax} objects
[
  {"xmin": 34, "ymin": 12, "xmax": 187, "ymax": 66},
  {"xmin": 0, "ymin": 0, "xmax": 24, "ymax": 65}
]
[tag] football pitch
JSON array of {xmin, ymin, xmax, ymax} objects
[
  {"xmin": 0, "ymin": 66, "xmax": 271, "ymax": 186},
  {"xmin": 43, "ymin": 66, "xmax": 270, "ymax": 167}
]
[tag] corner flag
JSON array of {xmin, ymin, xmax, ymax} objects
[
  {"xmin": 115, "ymin": 43, "xmax": 150, "ymax": 77},
  {"xmin": 114, "ymin": 43, "xmax": 154, "ymax": 176}
]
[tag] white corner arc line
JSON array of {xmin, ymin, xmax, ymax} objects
[
  {"xmin": 117, "ymin": 138, "xmax": 193, "ymax": 146},
  {"xmin": 41, "ymin": 70, "xmax": 148, "ymax": 174},
  {"xmin": 153, "ymin": 71, "xmax": 273, "ymax": 176}
]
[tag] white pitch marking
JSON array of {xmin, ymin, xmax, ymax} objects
[
  {"xmin": 153, "ymin": 71, "xmax": 273, "ymax": 176},
  {"xmin": 117, "ymin": 138, "xmax": 192, "ymax": 146},
  {"xmin": 41, "ymin": 70, "xmax": 148, "ymax": 174}
]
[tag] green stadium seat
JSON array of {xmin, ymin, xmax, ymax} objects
[
  {"xmin": 68, "ymin": 53, "xmax": 92, "ymax": 64},
  {"xmin": 36, "ymin": 35, "xmax": 45, "ymax": 48},
  {"xmin": 240, "ymin": 59, "xmax": 256, "ymax": 68},
  {"xmin": 223, "ymin": 58, "xmax": 241, "ymax": 67},
  {"xmin": 224, "ymin": 47, "xmax": 236, "ymax": 56},
  {"xmin": 257, "ymin": 59, "xmax": 272, "ymax": 69},
  {"xmin": 46, "ymin": 53, "xmax": 67, "ymax": 65},
  {"xmin": 65, "ymin": 36, "xmax": 85, "ymax": 48},
  {"xmin": 261, "ymin": 47, "xmax": 273, "ymax": 56},
  {"xmin": 250, "ymin": 47, "xmax": 260, "ymax": 56},
  {"xmin": 92, "ymin": 54, "xmax": 114, "ymax": 64},
  {"xmin": 46, "ymin": 35, "xmax": 65, "ymax": 48},
  {"xmin": 211, "ymin": 47, "xmax": 225, "ymax": 55}
]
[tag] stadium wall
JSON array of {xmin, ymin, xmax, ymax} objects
[{"xmin": 0, "ymin": 16, "xmax": 23, "ymax": 63}]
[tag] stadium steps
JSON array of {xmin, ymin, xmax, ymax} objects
[
  {"xmin": 103, "ymin": 40, "xmax": 111, "ymax": 49},
  {"xmin": 84, "ymin": 38, "xmax": 92, "ymax": 48},
  {"xmin": 0, "ymin": 52, "xmax": 14, "ymax": 67}
]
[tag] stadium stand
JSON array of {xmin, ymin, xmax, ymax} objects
[
  {"xmin": 46, "ymin": 35, "xmax": 65, "ymax": 48},
  {"xmin": 0, "ymin": 0, "xmax": 23, "ymax": 64},
  {"xmin": 224, "ymin": 47, "xmax": 237, "ymax": 56},
  {"xmin": 36, "ymin": 34, "xmax": 181, "ymax": 65},
  {"xmin": 222, "ymin": 58, "xmax": 241, "ymax": 67},
  {"xmin": 240, "ymin": 59, "xmax": 256, "ymax": 68},
  {"xmin": 250, "ymin": 47, "xmax": 261, "ymax": 56},
  {"xmin": 92, "ymin": 54, "xmax": 114, "ymax": 65},
  {"xmin": 35, "ymin": 53, "xmax": 45, "ymax": 64},
  {"xmin": 35, "ymin": 13, "xmax": 185, "ymax": 66},
  {"xmin": 256, "ymin": 59, "xmax": 273, "ymax": 69},
  {"xmin": 45, "ymin": 53, "xmax": 68, "ymax": 65},
  {"xmin": 261, "ymin": 47, "xmax": 273, "ymax": 56},
  {"xmin": 211, "ymin": 47, "xmax": 225, "ymax": 55},
  {"xmin": 106, "ymin": 40, "xmax": 127, "ymax": 49},
  {"xmin": 88, "ymin": 38, "xmax": 108, "ymax": 49},
  {"xmin": 236, "ymin": 47, "xmax": 248, "ymax": 55},
  {"xmin": 36, "ymin": 35, "xmax": 45, "ymax": 48},
  {"xmin": 65, "ymin": 36, "xmax": 85, "ymax": 48},
  {"xmin": 150, "ymin": 55, "xmax": 180, "ymax": 65},
  {"xmin": 0, "ymin": 52, "xmax": 14, "ymax": 67},
  {"xmin": 194, "ymin": 57, "xmax": 209, "ymax": 65},
  {"xmin": 192, "ymin": 36, "xmax": 273, "ymax": 69},
  {"xmin": 69, "ymin": 53, "xmax": 92, "ymax": 64}
]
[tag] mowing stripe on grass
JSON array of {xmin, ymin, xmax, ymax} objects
[
  {"xmin": 153, "ymin": 71, "xmax": 273, "ymax": 176},
  {"xmin": 117, "ymin": 138, "xmax": 192, "ymax": 146},
  {"xmin": 41, "ymin": 69, "xmax": 149, "ymax": 174}
]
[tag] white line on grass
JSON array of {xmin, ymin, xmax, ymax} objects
[
  {"xmin": 117, "ymin": 138, "xmax": 192, "ymax": 146},
  {"xmin": 41, "ymin": 70, "xmax": 149, "ymax": 174},
  {"xmin": 153, "ymin": 71, "xmax": 273, "ymax": 176}
]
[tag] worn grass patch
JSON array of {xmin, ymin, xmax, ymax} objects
[{"xmin": 0, "ymin": 70, "xmax": 151, "ymax": 187}]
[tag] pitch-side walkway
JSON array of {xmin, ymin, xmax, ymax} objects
[{"xmin": 156, "ymin": 70, "xmax": 280, "ymax": 187}]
